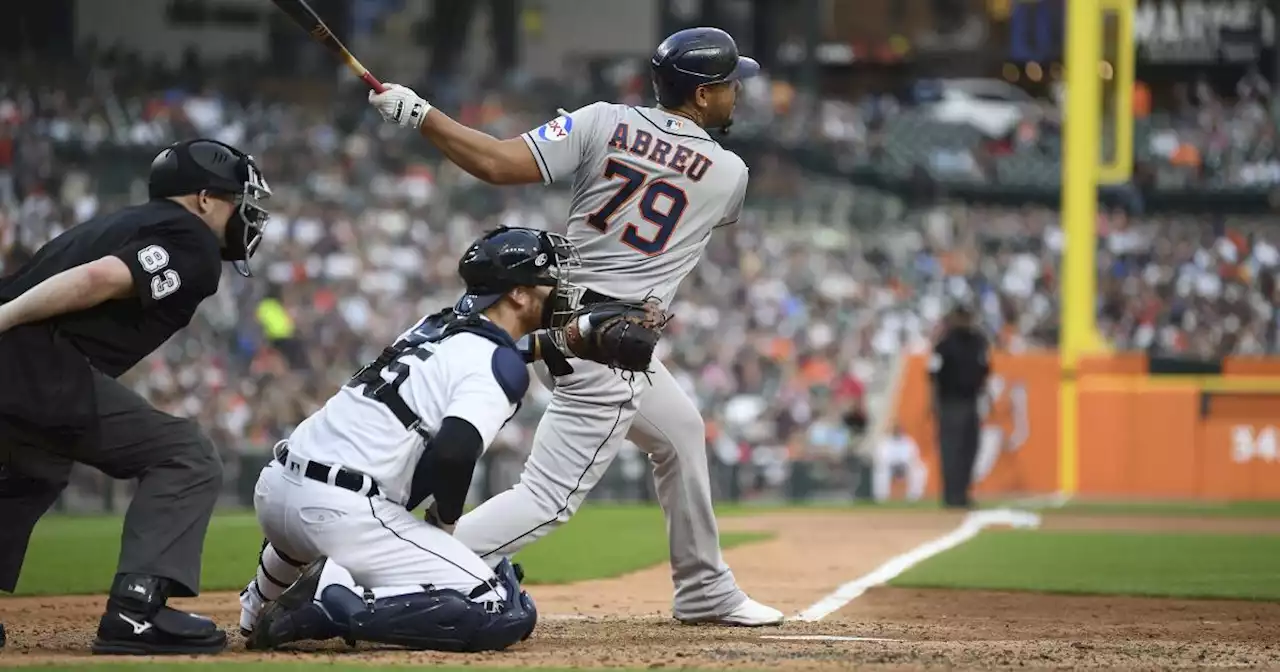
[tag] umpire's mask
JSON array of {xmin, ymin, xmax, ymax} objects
[{"xmin": 149, "ymin": 139, "xmax": 273, "ymax": 278}]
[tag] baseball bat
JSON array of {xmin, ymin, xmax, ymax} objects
[{"xmin": 269, "ymin": 0, "xmax": 387, "ymax": 93}]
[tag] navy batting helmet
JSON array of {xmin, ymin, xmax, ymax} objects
[{"xmin": 651, "ymin": 27, "xmax": 760, "ymax": 108}]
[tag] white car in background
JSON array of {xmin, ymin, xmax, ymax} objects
[{"xmin": 925, "ymin": 78, "xmax": 1047, "ymax": 137}]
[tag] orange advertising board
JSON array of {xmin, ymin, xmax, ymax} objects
[
  {"xmin": 892, "ymin": 352, "xmax": 1280, "ymax": 501},
  {"xmin": 894, "ymin": 352, "xmax": 1060, "ymax": 500},
  {"xmin": 1199, "ymin": 393, "xmax": 1280, "ymax": 500}
]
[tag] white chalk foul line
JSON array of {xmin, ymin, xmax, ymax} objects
[
  {"xmin": 792, "ymin": 508, "xmax": 1042, "ymax": 623},
  {"xmin": 761, "ymin": 635, "xmax": 902, "ymax": 643}
]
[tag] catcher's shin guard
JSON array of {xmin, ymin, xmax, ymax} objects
[
  {"xmin": 324, "ymin": 559, "xmax": 536, "ymax": 652},
  {"xmin": 246, "ymin": 557, "xmax": 340, "ymax": 650}
]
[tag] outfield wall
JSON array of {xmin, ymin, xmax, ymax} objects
[{"xmin": 893, "ymin": 352, "xmax": 1280, "ymax": 501}]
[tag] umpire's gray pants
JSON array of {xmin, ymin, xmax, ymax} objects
[{"xmin": 0, "ymin": 370, "xmax": 222, "ymax": 597}]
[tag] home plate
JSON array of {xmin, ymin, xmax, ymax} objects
[{"xmin": 760, "ymin": 635, "xmax": 902, "ymax": 643}]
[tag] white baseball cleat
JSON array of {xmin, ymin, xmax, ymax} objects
[{"xmin": 680, "ymin": 598, "xmax": 785, "ymax": 627}]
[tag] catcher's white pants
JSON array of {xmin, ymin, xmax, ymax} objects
[
  {"xmin": 243, "ymin": 452, "xmax": 503, "ymax": 626},
  {"xmin": 451, "ymin": 358, "xmax": 745, "ymax": 621}
]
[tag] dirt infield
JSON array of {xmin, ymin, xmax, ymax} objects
[{"xmin": 2, "ymin": 510, "xmax": 1278, "ymax": 669}]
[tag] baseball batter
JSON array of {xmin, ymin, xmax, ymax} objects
[{"xmin": 366, "ymin": 27, "xmax": 782, "ymax": 625}]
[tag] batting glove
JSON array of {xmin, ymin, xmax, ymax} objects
[{"xmin": 368, "ymin": 83, "xmax": 432, "ymax": 130}]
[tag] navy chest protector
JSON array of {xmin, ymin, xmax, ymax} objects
[{"xmin": 345, "ymin": 309, "xmax": 522, "ymax": 438}]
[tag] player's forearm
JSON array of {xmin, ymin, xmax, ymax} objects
[
  {"xmin": 0, "ymin": 258, "xmax": 133, "ymax": 333},
  {"xmin": 419, "ymin": 110, "xmax": 508, "ymax": 184},
  {"xmin": 429, "ymin": 454, "xmax": 477, "ymax": 525},
  {"xmin": 411, "ymin": 416, "xmax": 483, "ymax": 524}
]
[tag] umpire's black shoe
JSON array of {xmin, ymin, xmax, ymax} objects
[
  {"xmin": 247, "ymin": 557, "xmax": 330, "ymax": 651},
  {"xmin": 91, "ymin": 574, "xmax": 226, "ymax": 656}
]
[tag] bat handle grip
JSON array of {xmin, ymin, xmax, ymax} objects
[{"xmin": 361, "ymin": 72, "xmax": 387, "ymax": 94}]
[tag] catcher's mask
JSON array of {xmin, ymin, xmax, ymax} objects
[
  {"xmin": 148, "ymin": 139, "xmax": 273, "ymax": 278},
  {"xmin": 454, "ymin": 227, "xmax": 584, "ymax": 343}
]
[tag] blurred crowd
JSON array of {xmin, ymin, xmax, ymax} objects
[
  {"xmin": 1138, "ymin": 71, "xmax": 1280, "ymax": 190},
  {"xmin": 3, "ymin": 54, "xmax": 1280, "ymax": 507},
  {"xmin": 894, "ymin": 203, "xmax": 1280, "ymax": 357}
]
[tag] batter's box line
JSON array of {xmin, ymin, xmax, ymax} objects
[
  {"xmin": 538, "ymin": 614, "xmax": 673, "ymax": 622},
  {"xmin": 791, "ymin": 508, "xmax": 1042, "ymax": 623},
  {"xmin": 760, "ymin": 635, "xmax": 904, "ymax": 643}
]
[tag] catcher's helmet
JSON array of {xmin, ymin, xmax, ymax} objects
[
  {"xmin": 651, "ymin": 27, "xmax": 760, "ymax": 108},
  {"xmin": 148, "ymin": 138, "xmax": 272, "ymax": 278},
  {"xmin": 454, "ymin": 227, "xmax": 583, "ymax": 331}
]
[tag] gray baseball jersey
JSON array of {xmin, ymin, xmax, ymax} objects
[{"xmin": 520, "ymin": 103, "xmax": 749, "ymax": 304}]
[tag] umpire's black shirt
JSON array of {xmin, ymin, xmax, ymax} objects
[
  {"xmin": 929, "ymin": 327, "xmax": 990, "ymax": 399},
  {"xmin": 0, "ymin": 200, "xmax": 223, "ymax": 378}
]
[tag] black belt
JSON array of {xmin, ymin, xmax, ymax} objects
[{"xmin": 276, "ymin": 445, "xmax": 380, "ymax": 498}]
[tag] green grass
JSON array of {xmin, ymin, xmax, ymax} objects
[
  {"xmin": 12, "ymin": 506, "xmax": 768, "ymax": 597},
  {"xmin": 8, "ymin": 660, "xmax": 629, "ymax": 665},
  {"xmin": 9, "ymin": 667, "xmax": 431, "ymax": 671},
  {"xmin": 891, "ymin": 529, "xmax": 1280, "ymax": 600},
  {"xmin": 1052, "ymin": 499, "xmax": 1280, "ymax": 518}
]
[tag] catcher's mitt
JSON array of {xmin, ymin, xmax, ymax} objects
[{"xmin": 563, "ymin": 298, "xmax": 671, "ymax": 372}]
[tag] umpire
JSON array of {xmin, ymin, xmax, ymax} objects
[
  {"xmin": 929, "ymin": 304, "xmax": 990, "ymax": 509},
  {"xmin": 0, "ymin": 139, "xmax": 272, "ymax": 655}
]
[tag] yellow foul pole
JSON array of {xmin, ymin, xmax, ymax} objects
[
  {"xmin": 1058, "ymin": 0, "xmax": 1102, "ymax": 496},
  {"xmin": 1058, "ymin": 0, "xmax": 1134, "ymax": 495}
]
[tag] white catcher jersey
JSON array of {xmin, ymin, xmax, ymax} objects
[
  {"xmin": 286, "ymin": 317, "xmax": 518, "ymax": 505},
  {"xmin": 521, "ymin": 103, "xmax": 749, "ymax": 305}
]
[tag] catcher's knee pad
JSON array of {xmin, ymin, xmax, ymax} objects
[{"xmin": 323, "ymin": 560, "xmax": 536, "ymax": 653}]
